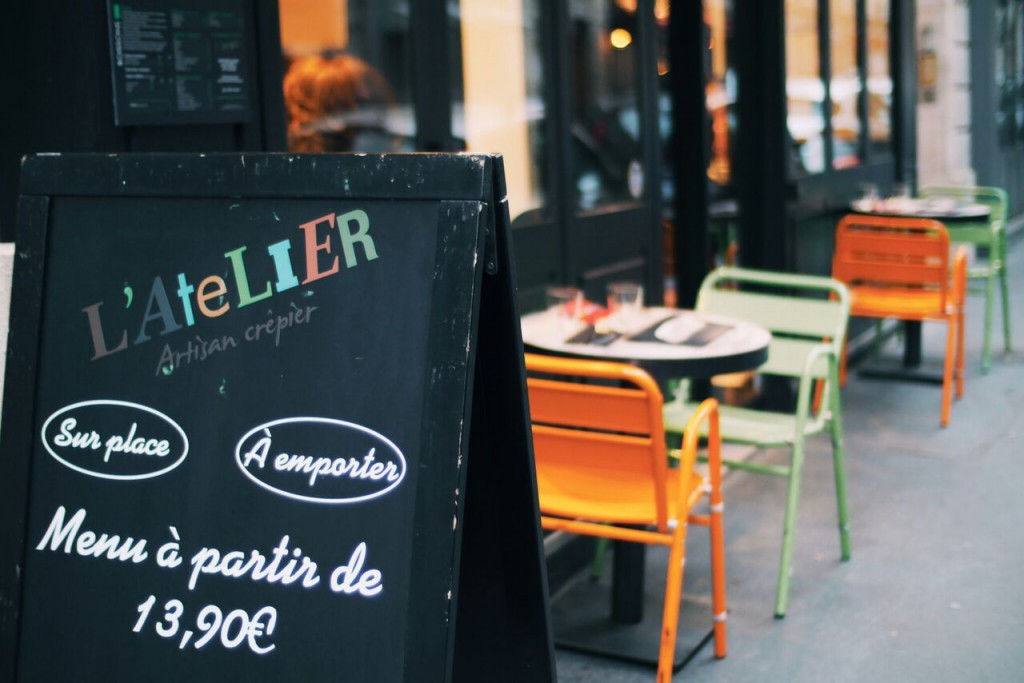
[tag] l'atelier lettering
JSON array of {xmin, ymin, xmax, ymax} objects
[{"xmin": 82, "ymin": 209, "xmax": 378, "ymax": 361}]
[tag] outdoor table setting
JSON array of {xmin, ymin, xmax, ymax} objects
[
  {"xmin": 849, "ymin": 183, "xmax": 991, "ymax": 222},
  {"xmin": 520, "ymin": 282, "xmax": 771, "ymax": 670},
  {"xmin": 843, "ymin": 183, "xmax": 986, "ymax": 382},
  {"xmin": 520, "ymin": 284, "xmax": 771, "ymax": 385}
]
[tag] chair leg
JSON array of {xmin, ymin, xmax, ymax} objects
[
  {"xmin": 658, "ymin": 527, "xmax": 689, "ymax": 683},
  {"xmin": 839, "ymin": 338, "xmax": 849, "ymax": 387},
  {"xmin": 999, "ymin": 247, "xmax": 1012, "ymax": 353},
  {"xmin": 774, "ymin": 439, "xmax": 806, "ymax": 618},
  {"xmin": 828, "ymin": 375, "xmax": 851, "ymax": 560},
  {"xmin": 982, "ymin": 267, "xmax": 995, "ymax": 374},
  {"xmin": 941, "ymin": 317, "xmax": 956, "ymax": 427},
  {"xmin": 871, "ymin": 319, "xmax": 884, "ymax": 358},
  {"xmin": 589, "ymin": 537, "xmax": 610, "ymax": 581},
  {"xmin": 709, "ymin": 493, "xmax": 728, "ymax": 658},
  {"xmin": 956, "ymin": 305, "xmax": 965, "ymax": 400}
]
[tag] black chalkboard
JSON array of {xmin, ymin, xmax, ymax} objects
[
  {"xmin": 0, "ymin": 153, "xmax": 553, "ymax": 682},
  {"xmin": 107, "ymin": 0, "xmax": 253, "ymax": 126}
]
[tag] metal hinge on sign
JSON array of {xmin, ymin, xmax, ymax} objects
[{"xmin": 484, "ymin": 208, "xmax": 499, "ymax": 275}]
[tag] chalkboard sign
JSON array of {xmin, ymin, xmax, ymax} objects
[
  {"xmin": 107, "ymin": 0, "xmax": 253, "ymax": 126},
  {"xmin": 0, "ymin": 153, "xmax": 553, "ymax": 682}
]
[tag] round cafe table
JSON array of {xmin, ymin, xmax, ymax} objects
[
  {"xmin": 520, "ymin": 306, "xmax": 770, "ymax": 384},
  {"xmin": 849, "ymin": 197, "xmax": 991, "ymax": 222},
  {"xmin": 521, "ymin": 305, "xmax": 770, "ymax": 669}
]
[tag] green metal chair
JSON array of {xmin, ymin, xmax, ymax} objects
[
  {"xmin": 919, "ymin": 185, "xmax": 1011, "ymax": 373},
  {"xmin": 663, "ymin": 267, "xmax": 851, "ymax": 618}
]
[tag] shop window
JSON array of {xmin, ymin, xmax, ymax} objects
[
  {"xmin": 452, "ymin": 0, "xmax": 548, "ymax": 222},
  {"xmin": 866, "ymin": 0, "xmax": 892, "ymax": 156},
  {"xmin": 567, "ymin": 0, "xmax": 645, "ymax": 212},
  {"xmin": 786, "ymin": 0, "xmax": 826, "ymax": 175},
  {"xmin": 278, "ymin": 0, "xmax": 415, "ymax": 153},
  {"xmin": 785, "ymin": 0, "xmax": 893, "ymax": 176},
  {"xmin": 830, "ymin": 0, "xmax": 861, "ymax": 169},
  {"xmin": 704, "ymin": 0, "xmax": 735, "ymax": 188},
  {"xmin": 996, "ymin": 0, "xmax": 1024, "ymax": 145}
]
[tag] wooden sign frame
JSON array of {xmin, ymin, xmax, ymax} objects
[{"xmin": 0, "ymin": 153, "xmax": 553, "ymax": 682}]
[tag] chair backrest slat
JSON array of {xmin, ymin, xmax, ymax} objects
[
  {"xmin": 528, "ymin": 378, "xmax": 653, "ymax": 434},
  {"xmin": 934, "ymin": 225, "xmax": 991, "ymax": 243},
  {"xmin": 835, "ymin": 260, "xmax": 949, "ymax": 289},
  {"xmin": 696, "ymin": 267, "xmax": 849, "ymax": 382},
  {"xmin": 524, "ymin": 354, "xmax": 671, "ymax": 530},
  {"xmin": 837, "ymin": 229, "xmax": 949, "ymax": 261},
  {"xmin": 699, "ymin": 289, "xmax": 846, "ymax": 340},
  {"xmin": 920, "ymin": 185, "xmax": 1009, "ymax": 225},
  {"xmin": 833, "ymin": 214, "xmax": 952, "ymax": 309}
]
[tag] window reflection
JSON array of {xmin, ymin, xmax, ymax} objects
[
  {"xmin": 569, "ymin": 0, "xmax": 644, "ymax": 211},
  {"xmin": 786, "ymin": 0, "xmax": 826, "ymax": 175},
  {"xmin": 866, "ymin": 0, "xmax": 892, "ymax": 154},
  {"xmin": 704, "ymin": 0, "xmax": 734, "ymax": 187},
  {"xmin": 453, "ymin": 0, "xmax": 547, "ymax": 222},
  {"xmin": 656, "ymin": 0, "xmax": 671, "ymax": 204},
  {"xmin": 787, "ymin": 0, "xmax": 893, "ymax": 175},
  {"xmin": 830, "ymin": 0, "xmax": 861, "ymax": 168},
  {"xmin": 278, "ymin": 0, "xmax": 415, "ymax": 153}
]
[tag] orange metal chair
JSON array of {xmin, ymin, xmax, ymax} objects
[
  {"xmin": 832, "ymin": 214, "xmax": 968, "ymax": 426},
  {"xmin": 524, "ymin": 353, "xmax": 726, "ymax": 681}
]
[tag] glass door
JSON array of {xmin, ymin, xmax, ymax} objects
[
  {"xmin": 562, "ymin": 0, "xmax": 660, "ymax": 304},
  {"xmin": 278, "ymin": 0, "xmax": 417, "ymax": 153},
  {"xmin": 450, "ymin": 0, "xmax": 559, "ymax": 310},
  {"xmin": 276, "ymin": 0, "xmax": 663, "ymax": 310},
  {"xmin": 452, "ymin": 0, "xmax": 662, "ymax": 309}
]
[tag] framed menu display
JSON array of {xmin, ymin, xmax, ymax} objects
[
  {"xmin": 0, "ymin": 153, "xmax": 553, "ymax": 682},
  {"xmin": 106, "ymin": 0, "xmax": 253, "ymax": 125}
]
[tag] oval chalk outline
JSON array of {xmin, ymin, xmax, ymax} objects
[
  {"xmin": 235, "ymin": 417, "xmax": 407, "ymax": 505},
  {"xmin": 41, "ymin": 399, "xmax": 190, "ymax": 481}
]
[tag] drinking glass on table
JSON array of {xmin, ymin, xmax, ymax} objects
[
  {"xmin": 606, "ymin": 281, "xmax": 644, "ymax": 332},
  {"xmin": 856, "ymin": 183, "xmax": 880, "ymax": 211},
  {"xmin": 858, "ymin": 182, "xmax": 879, "ymax": 208},
  {"xmin": 545, "ymin": 285, "xmax": 583, "ymax": 327},
  {"xmin": 889, "ymin": 182, "xmax": 913, "ymax": 212}
]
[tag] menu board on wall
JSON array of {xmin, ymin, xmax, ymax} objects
[
  {"xmin": 107, "ymin": 0, "xmax": 252, "ymax": 126},
  {"xmin": 0, "ymin": 153, "xmax": 553, "ymax": 682}
]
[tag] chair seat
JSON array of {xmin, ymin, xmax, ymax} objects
[
  {"xmin": 664, "ymin": 400, "xmax": 827, "ymax": 447},
  {"xmin": 848, "ymin": 285, "xmax": 947, "ymax": 320},
  {"xmin": 538, "ymin": 471, "xmax": 706, "ymax": 527}
]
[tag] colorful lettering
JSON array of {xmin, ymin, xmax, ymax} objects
[{"xmin": 83, "ymin": 209, "xmax": 378, "ymax": 361}]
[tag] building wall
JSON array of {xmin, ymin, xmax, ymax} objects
[
  {"xmin": 916, "ymin": 0, "xmax": 975, "ymax": 188},
  {"xmin": 970, "ymin": 0, "xmax": 1024, "ymax": 218}
]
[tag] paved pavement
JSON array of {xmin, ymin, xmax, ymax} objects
[{"xmin": 553, "ymin": 237, "xmax": 1024, "ymax": 682}]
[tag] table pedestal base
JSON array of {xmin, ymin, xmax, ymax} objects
[
  {"xmin": 855, "ymin": 321, "xmax": 943, "ymax": 384},
  {"xmin": 550, "ymin": 572, "xmax": 716, "ymax": 671},
  {"xmin": 857, "ymin": 359, "xmax": 944, "ymax": 385}
]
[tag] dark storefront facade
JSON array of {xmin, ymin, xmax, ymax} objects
[
  {"xmin": 971, "ymin": 0, "xmax": 1024, "ymax": 216},
  {"xmin": 0, "ymin": 1, "xmax": 1004, "ymax": 311}
]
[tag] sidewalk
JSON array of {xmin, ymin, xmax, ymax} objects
[{"xmin": 555, "ymin": 238, "xmax": 1024, "ymax": 682}]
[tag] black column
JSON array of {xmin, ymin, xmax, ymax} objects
[
  {"xmin": 734, "ymin": 0, "xmax": 789, "ymax": 272},
  {"xmin": 669, "ymin": 0, "xmax": 710, "ymax": 308},
  {"xmin": 893, "ymin": 0, "xmax": 918, "ymax": 187}
]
